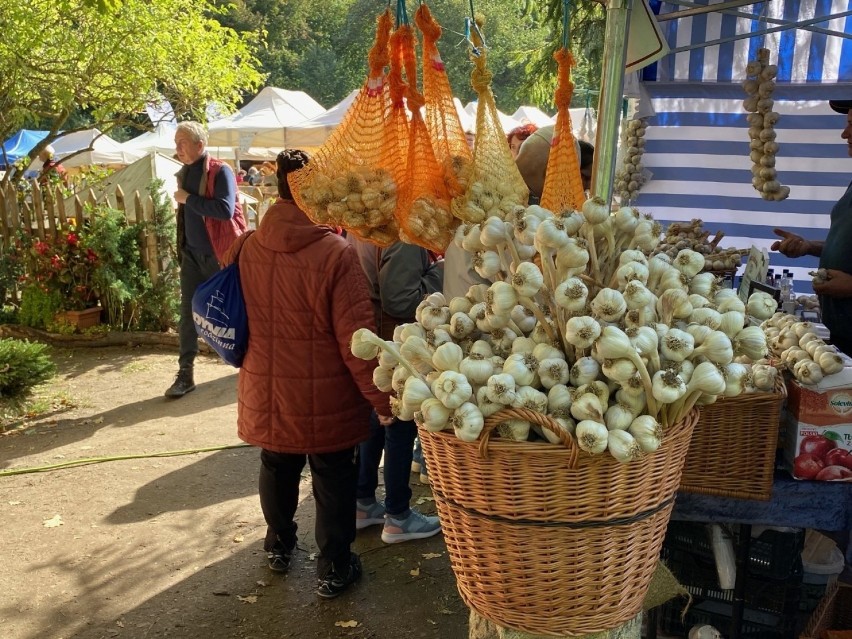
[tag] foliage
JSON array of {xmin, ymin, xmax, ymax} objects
[
  {"xmin": 136, "ymin": 179, "xmax": 180, "ymax": 332},
  {"xmin": 25, "ymin": 228, "xmax": 99, "ymax": 311},
  {"xmin": 0, "ymin": 228, "xmax": 28, "ymax": 305},
  {"xmin": 0, "ymin": 339, "xmax": 56, "ymax": 411},
  {"xmin": 18, "ymin": 285, "xmax": 64, "ymax": 330},
  {"xmin": 0, "ymin": 0, "xmax": 265, "ymax": 153}
]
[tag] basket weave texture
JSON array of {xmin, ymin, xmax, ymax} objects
[
  {"xmin": 800, "ymin": 581, "xmax": 852, "ymax": 639},
  {"xmin": 418, "ymin": 408, "xmax": 698, "ymax": 637},
  {"xmin": 679, "ymin": 376, "xmax": 785, "ymax": 501}
]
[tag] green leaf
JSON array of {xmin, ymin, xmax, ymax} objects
[{"xmin": 823, "ymin": 431, "xmax": 843, "ymax": 442}]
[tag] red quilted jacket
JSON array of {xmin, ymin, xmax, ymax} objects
[{"xmin": 223, "ymin": 199, "xmax": 392, "ymax": 454}]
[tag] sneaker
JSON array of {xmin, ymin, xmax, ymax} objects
[
  {"xmin": 267, "ymin": 541, "xmax": 295, "ymax": 573},
  {"xmin": 419, "ymin": 471, "xmax": 430, "ymax": 486},
  {"xmin": 316, "ymin": 553, "xmax": 362, "ymax": 599},
  {"xmin": 356, "ymin": 500, "xmax": 386, "ymax": 530},
  {"xmin": 381, "ymin": 509, "xmax": 441, "ymax": 544},
  {"xmin": 164, "ymin": 368, "xmax": 195, "ymax": 398},
  {"xmin": 411, "ymin": 460, "xmax": 422, "ymax": 474}
]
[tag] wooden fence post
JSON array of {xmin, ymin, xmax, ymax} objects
[
  {"xmin": 56, "ymin": 186, "xmax": 68, "ymax": 228},
  {"xmin": 0, "ymin": 183, "xmax": 11, "ymax": 250},
  {"xmin": 31, "ymin": 181, "xmax": 45, "ymax": 239}
]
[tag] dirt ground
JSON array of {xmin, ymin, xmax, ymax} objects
[{"xmin": 0, "ymin": 345, "xmax": 469, "ymax": 639}]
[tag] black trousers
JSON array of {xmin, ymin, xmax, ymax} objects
[
  {"xmin": 178, "ymin": 248, "xmax": 220, "ymax": 369},
  {"xmin": 258, "ymin": 446, "xmax": 358, "ymax": 578}
]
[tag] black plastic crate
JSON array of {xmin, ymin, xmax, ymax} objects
[
  {"xmin": 660, "ymin": 598, "xmax": 797, "ymax": 639},
  {"xmin": 664, "ymin": 521, "xmax": 804, "ymax": 580},
  {"xmin": 662, "ymin": 547, "xmax": 802, "ymax": 618}
]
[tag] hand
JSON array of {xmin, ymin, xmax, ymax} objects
[
  {"xmin": 174, "ymin": 188, "xmax": 189, "ymax": 205},
  {"xmin": 770, "ymin": 228, "xmax": 812, "ymax": 258},
  {"xmin": 813, "ymin": 269, "xmax": 852, "ymax": 297},
  {"xmin": 377, "ymin": 414, "xmax": 395, "ymax": 426}
]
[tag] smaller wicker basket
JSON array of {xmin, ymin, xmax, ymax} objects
[
  {"xmin": 679, "ymin": 375, "xmax": 786, "ymax": 501},
  {"xmin": 419, "ymin": 407, "xmax": 698, "ymax": 637},
  {"xmin": 800, "ymin": 581, "xmax": 852, "ymax": 639}
]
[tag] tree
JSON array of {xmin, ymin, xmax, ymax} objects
[{"xmin": 0, "ymin": 0, "xmax": 265, "ymax": 157}]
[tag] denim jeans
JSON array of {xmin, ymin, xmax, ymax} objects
[
  {"xmin": 357, "ymin": 410, "xmax": 416, "ymax": 517},
  {"xmin": 178, "ymin": 248, "xmax": 220, "ymax": 369}
]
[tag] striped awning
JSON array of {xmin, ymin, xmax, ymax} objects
[
  {"xmin": 643, "ymin": 0, "xmax": 852, "ymax": 84},
  {"xmin": 633, "ymin": 83, "xmax": 851, "ymax": 290}
]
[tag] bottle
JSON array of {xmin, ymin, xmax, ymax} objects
[{"xmin": 766, "ymin": 268, "xmax": 775, "ymax": 286}]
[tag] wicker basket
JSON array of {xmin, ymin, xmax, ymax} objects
[
  {"xmin": 800, "ymin": 581, "xmax": 852, "ymax": 639},
  {"xmin": 418, "ymin": 407, "xmax": 698, "ymax": 637},
  {"xmin": 678, "ymin": 376, "xmax": 785, "ymax": 501}
]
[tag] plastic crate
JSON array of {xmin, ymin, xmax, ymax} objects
[
  {"xmin": 662, "ymin": 547, "xmax": 802, "ymax": 617},
  {"xmin": 661, "ymin": 598, "xmax": 797, "ymax": 639},
  {"xmin": 664, "ymin": 521, "xmax": 804, "ymax": 580}
]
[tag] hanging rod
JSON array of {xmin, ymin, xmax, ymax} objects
[{"xmin": 656, "ymin": 0, "xmax": 761, "ymax": 22}]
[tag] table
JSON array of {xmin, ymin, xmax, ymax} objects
[{"xmin": 648, "ymin": 473, "xmax": 851, "ymax": 639}]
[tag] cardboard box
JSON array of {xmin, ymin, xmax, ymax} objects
[{"xmin": 785, "ymin": 377, "xmax": 852, "ymax": 482}]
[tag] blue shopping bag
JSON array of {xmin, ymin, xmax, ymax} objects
[{"xmin": 192, "ymin": 235, "xmax": 251, "ymax": 367}]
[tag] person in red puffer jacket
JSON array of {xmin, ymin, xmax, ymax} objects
[{"xmin": 222, "ymin": 149, "xmax": 393, "ymax": 600}]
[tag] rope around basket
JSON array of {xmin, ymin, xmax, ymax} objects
[{"xmin": 480, "ymin": 407, "xmax": 579, "ymax": 467}]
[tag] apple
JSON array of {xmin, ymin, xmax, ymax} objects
[
  {"xmin": 793, "ymin": 453, "xmax": 825, "ymax": 479},
  {"xmin": 814, "ymin": 465, "xmax": 852, "ymax": 481},
  {"xmin": 799, "ymin": 435, "xmax": 837, "ymax": 460}
]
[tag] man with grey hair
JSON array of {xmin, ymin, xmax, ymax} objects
[
  {"xmin": 166, "ymin": 121, "xmax": 247, "ymax": 398},
  {"xmin": 37, "ymin": 144, "xmax": 68, "ymax": 186}
]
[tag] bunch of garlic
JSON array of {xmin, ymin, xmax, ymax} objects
[
  {"xmin": 450, "ymin": 175, "xmax": 528, "ymax": 224},
  {"xmin": 746, "ymin": 291, "xmax": 779, "ymax": 320},
  {"xmin": 401, "ymin": 196, "xmax": 458, "ymax": 249},
  {"xmin": 614, "ymin": 118, "xmax": 648, "ymax": 204},
  {"xmin": 298, "ymin": 166, "xmax": 400, "ymax": 244},
  {"xmin": 743, "ymin": 47, "xmax": 789, "ymax": 202},
  {"xmin": 654, "ymin": 219, "xmax": 746, "ymax": 271},
  {"xmin": 352, "ymin": 197, "xmax": 772, "ymax": 465},
  {"xmin": 762, "ymin": 312, "xmax": 844, "ymax": 384}
]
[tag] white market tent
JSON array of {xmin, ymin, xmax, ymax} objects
[
  {"xmin": 121, "ymin": 123, "xmax": 178, "ymax": 157},
  {"xmin": 52, "ymin": 129, "xmax": 144, "ymax": 168},
  {"xmin": 281, "ymin": 89, "xmax": 359, "ymax": 149},
  {"xmin": 207, "ymin": 87, "xmax": 326, "ymax": 148},
  {"xmin": 633, "ymin": 0, "xmax": 852, "ymax": 291},
  {"xmin": 512, "ymin": 106, "xmax": 555, "ymax": 127},
  {"xmin": 463, "ymin": 101, "xmax": 521, "ymax": 134}
]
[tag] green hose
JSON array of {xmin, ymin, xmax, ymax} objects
[{"xmin": 0, "ymin": 443, "xmax": 252, "ymax": 477}]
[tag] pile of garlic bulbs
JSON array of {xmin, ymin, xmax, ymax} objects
[
  {"xmin": 743, "ymin": 47, "xmax": 789, "ymax": 202},
  {"xmin": 614, "ymin": 118, "xmax": 648, "ymax": 204},
  {"xmin": 762, "ymin": 313, "xmax": 844, "ymax": 385},
  {"xmin": 654, "ymin": 219, "xmax": 746, "ymax": 271},
  {"xmin": 298, "ymin": 167, "xmax": 399, "ymax": 244},
  {"xmin": 402, "ymin": 196, "xmax": 457, "ymax": 249},
  {"xmin": 352, "ymin": 197, "xmax": 777, "ymax": 464},
  {"xmin": 450, "ymin": 175, "xmax": 528, "ymax": 224}
]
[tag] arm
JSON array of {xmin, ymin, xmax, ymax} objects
[
  {"xmin": 771, "ymin": 228, "xmax": 823, "ymax": 258},
  {"xmin": 331, "ymin": 246, "xmax": 394, "ymax": 418},
  {"xmin": 184, "ymin": 163, "xmax": 236, "ymax": 221},
  {"xmin": 378, "ymin": 243, "xmax": 444, "ymax": 319}
]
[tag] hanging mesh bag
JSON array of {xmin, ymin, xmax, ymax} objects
[
  {"xmin": 450, "ymin": 17, "xmax": 528, "ymax": 224},
  {"xmin": 414, "ymin": 3, "xmax": 473, "ymax": 200},
  {"xmin": 540, "ymin": 48, "xmax": 585, "ymax": 214},
  {"xmin": 394, "ymin": 20, "xmax": 457, "ymax": 252},
  {"xmin": 289, "ymin": 10, "xmax": 402, "ymax": 246}
]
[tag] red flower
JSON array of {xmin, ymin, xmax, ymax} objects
[
  {"xmin": 86, "ymin": 248, "xmax": 97, "ymax": 263},
  {"xmin": 66, "ymin": 233, "xmax": 78, "ymax": 246},
  {"xmin": 50, "ymin": 255, "xmax": 63, "ymax": 269},
  {"xmin": 34, "ymin": 240, "xmax": 49, "ymax": 255}
]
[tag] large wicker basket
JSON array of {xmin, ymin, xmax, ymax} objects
[
  {"xmin": 800, "ymin": 581, "xmax": 852, "ymax": 639},
  {"xmin": 418, "ymin": 408, "xmax": 698, "ymax": 637},
  {"xmin": 679, "ymin": 376, "xmax": 785, "ymax": 501}
]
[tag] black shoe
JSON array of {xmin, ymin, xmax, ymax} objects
[
  {"xmin": 316, "ymin": 553, "xmax": 362, "ymax": 599},
  {"xmin": 164, "ymin": 368, "xmax": 195, "ymax": 398},
  {"xmin": 267, "ymin": 542, "xmax": 294, "ymax": 573}
]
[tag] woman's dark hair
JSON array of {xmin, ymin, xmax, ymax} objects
[
  {"xmin": 276, "ymin": 149, "xmax": 310, "ymax": 199},
  {"xmin": 507, "ymin": 123, "xmax": 538, "ymax": 146}
]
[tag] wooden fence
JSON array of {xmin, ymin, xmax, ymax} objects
[{"xmin": 0, "ymin": 179, "xmax": 164, "ymax": 293}]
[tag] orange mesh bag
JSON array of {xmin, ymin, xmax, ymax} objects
[
  {"xmin": 414, "ymin": 3, "xmax": 472, "ymax": 199},
  {"xmin": 540, "ymin": 48, "xmax": 585, "ymax": 213},
  {"xmin": 451, "ymin": 18, "xmax": 528, "ymax": 224},
  {"xmin": 288, "ymin": 10, "xmax": 402, "ymax": 246},
  {"xmin": 395, "ymin": 21, "xmax": 456, "ymax": 252}
]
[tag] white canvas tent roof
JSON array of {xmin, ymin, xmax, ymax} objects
[
  {"xmin": 121, "ymin": 123, "xmax": 178, "ymax": 156},
  {"xmin": 207, "ymin": 87, "xmax": 326, "ymax": 148},
  {"xmin": 53, "ymin": 129, "xmax": 144, "ymax": 167},
  {"xmin": 281, "ymin": 89, "xmax": 359, "ymax": 149},
  {"xmin": 463, "ymin": 101, "xmax": 521, "ymax": 134},
  {"xmin": 512, "ymin": 106, "xmax": 554, "ymax": 127}
]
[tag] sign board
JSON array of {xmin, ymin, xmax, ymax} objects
[
  {"xmin": 626, "ymin": 0, "xmax": 669, "ymax": 74},
  {"xmin": 738, "ymin": 245, "xmax": 769, "ymax": 303}
]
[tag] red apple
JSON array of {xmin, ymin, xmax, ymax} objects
[
  {"xmin": 814, "ymin": 465, "xmax": 852, "ymax": 481},
  {"xmin": 794, "ymin": 453, "xmax": 826, "ymax": 479},
  {"xmin": 825, "ymin": 448, "xmax": 852, "ymax": 468},
  {"xmin": 799, "ymin": 435, "xmax": 837, "ymax": 460}
]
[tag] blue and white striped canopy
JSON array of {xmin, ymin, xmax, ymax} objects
[{"xmin": 635, "ymin": 0, "xmax": 852, "ymax": 290}]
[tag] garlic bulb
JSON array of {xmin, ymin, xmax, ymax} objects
[
  {"xmin": 538, "ymin": 358, "xmax": 571, "ymax": 389},
  {"xmin": 793, "ymin": 359, "xmax": 823, "ymax": 385},
  {"xmin": 607, "ymin": 429, "xmax": 642, "ymax": 463},
  {"xmin": 450, "ymin": 402, "xmax": 485, "ymax": 442},
  {"xmin": 601, "ymin": 358, "xmax": 638, "ymax": 383},
  {"xmin": 373, "ymin": 366, "xmax": 394, "ymax": 392},
  {"xmin": 565, "ymin": 316, "xmax": 602, "ymax": 350},
  {"xmin": 547, "ymin": 384, "xmax": 574, "ymax": 418},
  {"xmin": 570, "ymin": 357, "xmax": 601, "ymax": 386},
  {"xmin": 652, "ymin": 369, "xmax": 687, "ymax": 403},
  {"xmin": 554, "ymin": 278, "xmax": 589, "ymax": 312},
  {"xmin": 486, "ymin": 373, "xmax": 517, "ymax": 405},
  {"xmin": 351, "ymin": 328, "xmax": 382, "ymax": 359},
  {"xmin": 576, "ymin": 420, "xmax": 609, "ymax": 455},
  {"xmin": 419, "ymin": 398, "xmax": 453, "ymax": 432},
  {"xmin": 511, "ymin": 262, "xmax": 544, "ymax": 298},
  {"xmin": 673, "ymin": 249, "xmax": 705, "ymax": 278},
  {"xmin": 747, "ymin": 292, "xmax": 778, "ymax": 320},
  {"xmin": 511, "ymin": 337, "xmax": 537, "ymax": 355},
  {"xmin": 733, "ymin": 325, "xmax": 768, "ymax": 360},
  {"xmin": 401, "ymin": 336, "xmax": 437, "ymax": 374},
  {"xmin": 751, "ymin": 363, "xmax": 777, "ymax": 391},
  {"xmin": 581, "ymin": 196, "xmax": 610, "ymax": 225},
  {"xmin": 818, "ymin": 350, "xmax": 844, "ymax": 376},
  {"xmin": 402, "ymin": 376, "xmax": 434, "ymax": 411},
  {"xmin": 628, "ymin": 415, "xmax": 662, "ymax": 453},
  {"xmin": 570, "ymin": 393, "xmax": 604, "ymax": 422},
  {"xmin": 473, "ymin": 250, "xmax": 502, "ymax": 278},
  {"xmin": 539, "ymin": 416, "xmax": 576, "ymax": 445},
  {"xmin": 693, "ymin": 330, "xmax": 734, "ymax": 364},
  {"xmin": 661, "ymin": 328, "xmax": 695, "ymax": 362},
  {"xmin": 432, "ymin": 342, "xmax": 464, "ymax": 372},
  {"xmin": 721, "ymin": 362, "xmax": 749, "ymax": 397},
  {"xmin": 719, "ymin": 311, "xmax": 746, "ymax": 339},
  {"xmin": 503, "ymin": 352, "xmax": 540, "ymax": 387},
  {"xmin": 605, "ymin": 402, "xmax": 635, "ymax": 431},
  {"xmin": 433, "ymin": 371, "xmax": 473, "ymax": 409},
  {"xmin": 449, "ymin": 312, "xmax": 475, "ymax": 339},
  {"xmin": 591, "ymin": 288, "xmax": 627, "ymax": 322}
]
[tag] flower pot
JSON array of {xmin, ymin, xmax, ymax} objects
[{"xmin": 57, "ymin": 307, "xmax": 102, "ymax": 329}]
